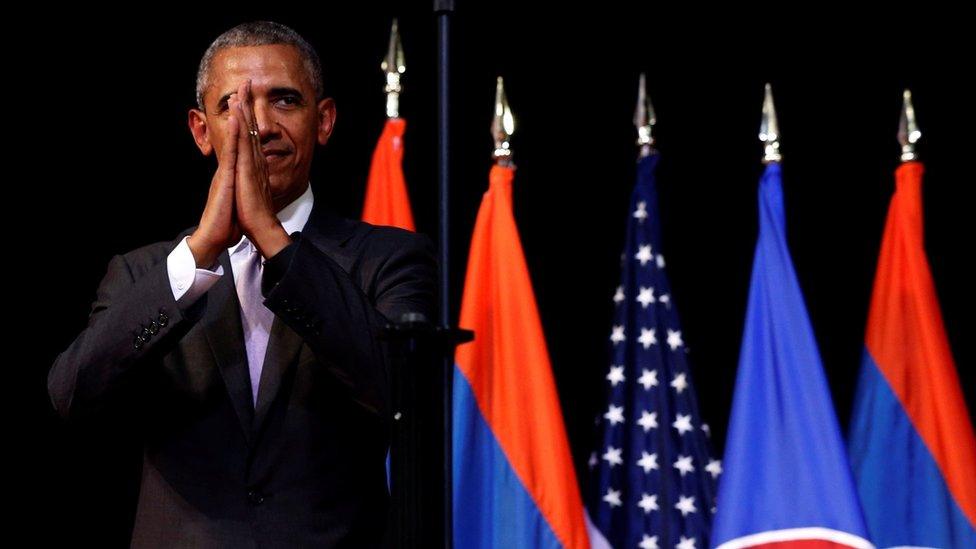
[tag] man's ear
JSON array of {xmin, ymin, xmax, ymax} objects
[
  {"xmin": 188, "ymin": 108, "xmax": 214, "ymax": 156},
  {"xmin": 316, "ymin": 98, "xmax": 336, "ymax": 146}
]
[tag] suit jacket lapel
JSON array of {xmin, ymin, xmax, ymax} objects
[
  {"xmin": 202, "ymin": 249, "xmax": 256, "ymax": 447},
  {"xmin": 249, "ymin": 206, "xmax": 359, "ymax": 440},
  {"xmin": 252, "ymin": 315, "xmax": 303, "ymax": 436}
]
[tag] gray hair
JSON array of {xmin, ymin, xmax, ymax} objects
[{"xmin": 195, "ymin": 21, "xmax": 324, "ymax": 111}]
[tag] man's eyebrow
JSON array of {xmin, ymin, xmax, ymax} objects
[
  {"xmin": 268, "ymin": 87, "xmax": 304, "ymax": 97},
  {"xmin": 215, "ymin": 91, "xmax": 238, "ymax": 109}
]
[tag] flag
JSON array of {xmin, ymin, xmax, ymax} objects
[
  {"xmin": 848, "ymin": 161, "xmax": 976, "ymax": 548},
  {"xmin": 453, "ymin": 164, "xmax": 590, "ymax": 548},
  {"xmin": 711, "ymin": 163, "xmax": 872, "ymax": 549},
  {"xmin": 586, "ymin": 153, "xmax": 720, "ymax": 549},
  {"xmin": 362, "ymin": 118, "xmax": 415, "ymax": 230}
]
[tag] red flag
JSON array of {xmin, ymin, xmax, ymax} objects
[
  {"xmin": 453, "ymin": 165, "xmax": 590, "ymax": 548},
  {"xmin": 849, "ymin": 161, "xmax": 976, "ymax": 547},
  {"xmin": 362, "ymin": 118, "xmax": 415, "ymax": 231}
]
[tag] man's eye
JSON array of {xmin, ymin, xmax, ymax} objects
[{"xmin": 276, "ymin": 96, "xmax": 301, "ymax": 107}]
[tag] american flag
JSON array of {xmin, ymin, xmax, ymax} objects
[{"xmin": 586, "ymin": 153, "xmax": 719, "ymax": 549}]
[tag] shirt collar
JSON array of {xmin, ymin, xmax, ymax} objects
[{"xmin": 230, "ymin": 182, "xmax": 314, "ymax": 253}]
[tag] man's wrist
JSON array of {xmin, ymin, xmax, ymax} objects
[
  {"xmin": 250, "ymin": 222, "xmax": 292, "ymax": 260},
  {"xmin": 261, "ymin": 236, "xmax": 300, "ymax": 298},
  {"xmin": 187, "ymin": 233, "xmax": 219, "ymax": 269}
]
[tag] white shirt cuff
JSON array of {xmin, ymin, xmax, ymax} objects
[{"xmin": 167, "ymin": 235, "xmax": 223, "ymax": 304}]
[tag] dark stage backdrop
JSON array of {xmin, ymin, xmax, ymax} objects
[{"xmin": 21, "ymin": 5, "xmax": 972, "ymax": 545}]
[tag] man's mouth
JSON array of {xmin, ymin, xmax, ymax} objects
[{"xmin": 262, "ymin": 149, "xmax": 290, "ymax": 162}]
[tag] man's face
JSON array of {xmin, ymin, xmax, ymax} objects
[{"xmin": 189, "ymin": 44, "xmax": 335, "ymax": 207}]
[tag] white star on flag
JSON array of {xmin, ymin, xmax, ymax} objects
[
  {"xmin": 637, "ymin": 493, "xmax": 659, "ymax": 514},
  {"xmin": 603, "ymin": 487, "xmax": 622, "ymax": 507},
  {"xmin": 670, "ymin": 372, "xmax": 688, "ymax": 394},
  {"xmin": 673, "ymin": 455, "xmax": 695, "ymax": 477},
  {"xmin": 606, "ymin": 365, "xmax": 625, "ymax": 386},
  {"xmin": 674, "ymin": 495, "xmax": 697, "ymax": 517},
  {"xmin": 633, "ymin": 201, "xmax": 648, "ymax": 223},
  {"xmin": 705, "ymin": 459, "xmax": 723, "ymax": 479},
  {"xmin": 701, "ymin": 423, "xmax": 711, "ymax": 437},
  {"xmin": 610, "ymin": 325, "xmax": 626, "ymax": 345},
  {"xmin": 637, "ymin": 286, "xmax": 656, "ymax": 308},
  {"xmin": 613, "ymin": 286, "xmax": 625, "ymax": 304},
  {"xmin": 635, "ymin": 244, "xmax": 653, "ymax": 266},
  {"xmin": 666, "ymin": 329, "xmax": 684, "ymax": 351},
  {"xmin": 656, "ymin": 254, "xmax": 666, "ymax": 269},
  {"xmin": 638, "ymin": 328, "xmax": 657, "ymax": 349},
  {"xmin": 604, "ymin": 404, "xmax": 625, "ymax": 426},
  {"xmin": 660, "ymin": 293, "xmax": 671, "ymax": 308},
  {"xmin": 637, "ymin": 451, "xmax": 659, "ymax": 473},
  {"xmin": 638, "ymin": 368, "xmax": 659, "ymax": 390},
  {"xmin": 672, "ymin": 413, "xmax": 694, "ymax": 435},
  {"xmin": 639, "ymin": 535, "xmax": 659, "ymax": 549},
  {"xmin": 676, "ymin": 535, "xmax": 697, "ymax": 549},
  {"xmin": 588, "ymin": 452, "xmax": 598, "ymax": 469},
  {"xmin": 602, "ymin": 446, "xmax": 623, "ymax": 467},
  {"xmin": 637, "ymin": 410, "xmax": 659, "ymax": 432}
]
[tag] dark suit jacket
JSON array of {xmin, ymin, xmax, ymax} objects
[{"xmin": 47, "ymin": 203, "xmax": 437, "ymax": 547}]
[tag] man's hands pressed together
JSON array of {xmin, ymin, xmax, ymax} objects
[
  {"xmin": 229, "ymin": 79, "xmax": 293, "ymax": 260},
  {"xmin": 188, "ymin": 79, "xmax": 293, "ymax": 270}
]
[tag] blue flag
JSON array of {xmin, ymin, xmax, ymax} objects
[
  {"xmin": 586, "ymin": 153, "xmax": 720, "ymax": 549},
  {"xmin": 711, "ymin": 164, "xmax": 871, "ymax": 549}
]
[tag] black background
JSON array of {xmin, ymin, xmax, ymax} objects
[{"xmin": 18, "ymin": 4, "xmax": 972, "ymax": 545}]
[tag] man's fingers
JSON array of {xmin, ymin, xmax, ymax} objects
[
  {"xmin": 239, "ymin": 80, "xmax": 257, "ymax": 137},
  {"xmin": 236, "ymin": 100, "xmax": 254, "ymax": 174},
  {"xmin": 237, "ymin": 80, "xmax": 263, "ymax": 166},
  {"xmin": 223, "ymin": 113, "xmax": 239, "ymax": 169},
  {"xmin": 232, "ymin": 78, "xmax": 275, "ymax": 233},
  {"xmin": 243, "ymin": 80, "xmax": 264, "ymax": 162},
  {"xmin": 226, "ymin": 113, "xmax": 239, "ymax": 158},
  {"xmin": 238, "ymin": 79, "xmax": 271, "ymax": 191},
  {"xmin": 210, "ymin": 112, "xmax": 238, "ymax": 196}
]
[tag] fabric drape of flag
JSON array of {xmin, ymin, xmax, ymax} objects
[
  {"xmin": 711, "ymin": 164, "xmax": 871, "ymax": 549},
  {"xmin": 585, "ymin": 153, "xmax": 720, "ymax": 549},
  {"xmin": 361, "ymin": 118, "xmax": 415, "ymax": 231},
  {"xmin": 848, "ymin": 161, "xmax": 976, "ymax": 548},
  {"xmin": 453, "ymin": 165, "xmax": 590, "ymax": 549}
]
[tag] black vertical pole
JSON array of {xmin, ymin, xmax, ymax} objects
[{"xmin": 433, "ymin": 2, "xmax": 455, "ymax": 548}]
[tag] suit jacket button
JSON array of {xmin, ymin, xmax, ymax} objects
[
  {"xmin": 246, "ymin": 490, "xmax": 265, "ymax": 505},
  {"xmin": 158, "ymin": 312, "xmax": 169, "ymax": 326}
]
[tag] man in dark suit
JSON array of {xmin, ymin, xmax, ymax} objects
[{"xmin": 47, "ymin": 21, "xmax": 435, "ymax": 547}]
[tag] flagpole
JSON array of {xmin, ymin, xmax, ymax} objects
[
  {"xmin": 634, "ymin": 72, "xmax": 656, "ymax": 159},
  {"xmin": 492, "ymin": 76, "xmax": 514, "ymax": 167},
  {"xmin": 384, "ymin": 7, "xmax": 469, "ymax": 547},
  {"xmin": 434, "ymin": 2, "xmax": 455, "ymax": 548},
  {"xmin": 898, "ymin": 89, "xmax": 920, "ymax": 163},
  {"xmin": 760, "ymin": 83, "xmax": 782, "ymax": 164}
]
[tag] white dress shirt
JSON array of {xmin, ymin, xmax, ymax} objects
[{"xmin": 166, "ymin": 182, "xmax": 315, "ymax": 305}]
